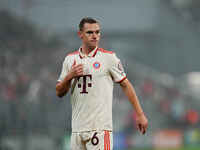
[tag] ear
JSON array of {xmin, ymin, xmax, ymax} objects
[{"xmin": 78, "ymin": 31, "xmax": 83, "ymax": 39}]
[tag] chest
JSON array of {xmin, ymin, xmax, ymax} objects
[
  {"xmin": 71, "ymin": 56, "xmax": 112, "ymax": 94},
  {"xmin": 76, "ymin": 57, "xmax": 108, "ymax": 76}
]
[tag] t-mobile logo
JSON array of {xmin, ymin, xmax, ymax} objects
[{"xmin": 77, "ymin": 74, "xmax": 92, "ymax": 94}]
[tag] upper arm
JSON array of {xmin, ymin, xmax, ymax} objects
[
  {"xmin": 109, "ymin": 53, "xmax": 126, "ymax": 83},
  {"xmin": 57, "ymin": 56, "xmax": 71, "ymax": 82}
]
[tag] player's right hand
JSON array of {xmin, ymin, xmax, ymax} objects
[{"xmin": 69, "ymin": 60, "xmax": 84, "ymax": 78}]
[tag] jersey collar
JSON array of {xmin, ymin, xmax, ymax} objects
[{"xmin": 79, "ymin": 47, "xmax": 98, "ymax": 59}]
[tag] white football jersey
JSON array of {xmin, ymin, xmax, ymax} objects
[{"xmin": 58, "ymin": 47, "xmax": 126, "ymax": 132}]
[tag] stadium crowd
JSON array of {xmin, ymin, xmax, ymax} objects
[{"xmin": 0, "ymin": 10, "xmax": 199, "ymax": 150}]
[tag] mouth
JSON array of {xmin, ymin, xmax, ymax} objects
[{"xmin": 91, "ymin": 40, "xmax": 97, "ymax": 42}]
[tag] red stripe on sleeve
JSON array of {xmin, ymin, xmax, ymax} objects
[{"xmin": 116, "ymin": 76, "xmax": 127, "ymax": 83}]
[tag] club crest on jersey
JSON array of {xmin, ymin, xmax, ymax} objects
[
  {"xmin": 93, "ymin": 62, "xmax": 101, "ymax": 69},
  {"xmin": 118, "ymin": 61, "xmax": 124, "ymax": 72}
]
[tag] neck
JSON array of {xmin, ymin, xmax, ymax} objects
[{"xmin": 81, "ymin": 45, "xmax": 97, "ymax": 55}]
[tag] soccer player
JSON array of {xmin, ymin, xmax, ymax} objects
[{"xmin": 56, "ymin": 17, "xmax": 148, "ymax": 150}]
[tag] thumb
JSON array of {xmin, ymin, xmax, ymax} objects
[{"xmin": 72, "ymin": 59, "xmax": 76, "ymax": 66}]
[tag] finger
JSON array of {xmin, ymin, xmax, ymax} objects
[
  {"xmin": 77, "ymin": 71, "xmax": 84, "ymax": 76},
  {"xmin": 136, "ymin": 124, "xmax": 140, "ymax": 131},
  {"xmin": 137, "ymin": 124, "xmax": 142, "ymax": 134},
  {"xmin": 73, "ymin": 64, "xmax": 83, "ymax": 70},
  {"xmin": 145, "ymin": 123, "xmax": 148, "ymax": 129},
  {"xmin": 141, "ymin": 126, "xmax": 144, "ymax": 134},
  {"xmin": 143, "ymin": 124, "xmax": 147, "ymax": 134},
  {"xmin": 143, "ymin": 126, "xmax": 146, "ymax": 134},
  {"xmin": 78, "ymin": 70, "xmax": 83, "ymax": 75},
  {"xmin": 138, "ymin": 124, "xmax": 146, "ymax": 134},
  {"xmin": 142, "ymin": 126, "xmax": 145, "ymax": 134},
  {"xmin": 76, "ymin": 67, "xmax": 83, "ymax": 73},
  {"xmin": 71, "ymin": 60, "xmax": 76, "ymax": 68},
  {"xmin": 139, "ymin": 124, "xmax": 142, "ymax": 131},
  {"xmin": 76, "ymin": 64, "xmax": 83, "ymax": 68},
  {"xmin": 76, "ymin": 65, "xmax": 84, "ymax": 70},
  {"xmin": 75, "ymin": 68, "xmax": 83, "ymax": 74},
  {"xmin": 74, "ymin": 65, "xmax": 83, "ymax": 70}
]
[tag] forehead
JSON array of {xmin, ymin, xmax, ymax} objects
[{"xmin": 83, "ymin": 23, "xmax": 100, "ymax": 31}]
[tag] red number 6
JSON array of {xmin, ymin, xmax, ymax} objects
[{"xmin": 91, "ymin": 132, "xmax": 99, "ymax": 145}]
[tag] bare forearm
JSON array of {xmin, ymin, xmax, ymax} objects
[
  {"xmin": 120, "ymin": 79, "xmax": 144, "ymax": 115},
  {"xmin": 56, "ymin": 73, "xmax": 73, "ymax": 97}
]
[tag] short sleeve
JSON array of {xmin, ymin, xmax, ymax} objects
[
  {"xmin": 109, "ymin": 53, "xmax": 126, "ymax": 83},
  {"xmin": 57, "ymin": 56, "xmax": 71, "ymax": 82}
]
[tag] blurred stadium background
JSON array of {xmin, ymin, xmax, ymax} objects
[{"xmin": 0, "ymin": 0, "xmax": 200, "ymax": 150}]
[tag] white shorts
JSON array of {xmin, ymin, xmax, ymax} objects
[{"xmin": 71, "ymin": 130, "xmax": 113, "ymax": 150}]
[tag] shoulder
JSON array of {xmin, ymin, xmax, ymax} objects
[
  {"xmin": 98, "ymin": 48, "xmax": 121, "ymax": 65},
  {"xmin": 61, "ymin": 50, "xmax": 79, "ymax": 65},
  {"xmin": 98, "ymin": 48, "xmax": 114, "ymax": 55},
  {"xmin": 98, "ymin": 48, "xmax": 117, "ymax": 64},
  {"xmin": 64, "ymin": 50, "xmax": 79, "ymax": 60},
  {"xmin": 98, "ymin": 48, "xmax": 120, "ymax": 61}
]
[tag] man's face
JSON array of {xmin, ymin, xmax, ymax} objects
[{"xmin": 79, "ymin": 23, "xmax": 101, "ymax": 49}]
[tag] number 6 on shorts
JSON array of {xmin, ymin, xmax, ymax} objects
[{"xmin": 91, "ymin": 132, "xmax": 99, "ymax": 146}]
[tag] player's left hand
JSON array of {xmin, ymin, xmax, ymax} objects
[{"xmin": 136, "ymin": 113, "xmax": 148, "ymax": 135}]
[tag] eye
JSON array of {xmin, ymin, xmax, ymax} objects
[
  {"xmin": 95, "ymin": 30, "xmax": 100, "ymax": 34},
  {"xmin": 86, "ymin": 31, "xmax": 93, "ymax": 34}
]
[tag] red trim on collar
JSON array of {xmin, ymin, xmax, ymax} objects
[
  {"xmin": 79, "ymin": 53, "xmax": 83, "ymax": 59},
  {"xmin": 92, "ymin": 48, "xmax": 98, "ymax": 57},
  {"xmin": 79, "ymin": 47, "xmax": 83, "ymax": 59}
]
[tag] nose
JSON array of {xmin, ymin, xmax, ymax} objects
[
  {"xmin": 93, "ymin": 32, "xmax": 98, "ymax": 36},
  {"xmin": 92, "ymin": 33, "xmax": 97, "ymax": 39}
]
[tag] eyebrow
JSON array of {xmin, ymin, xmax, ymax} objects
[{"xmin": 86, "ymin": 30, "xmax": 100, "ymax": 34}]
